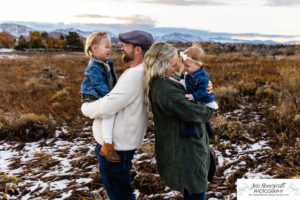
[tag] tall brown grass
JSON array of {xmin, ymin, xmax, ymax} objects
[{"xmin": 0, "ymin": 50, "xmax": 299, "ymax": 141}]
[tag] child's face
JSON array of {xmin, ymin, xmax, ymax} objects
[
  {"xmin": 92, "ymin": 37, "xmax": 111, "ymax": 61},
  {"xmin": 183, "ymin": 59, "xmax": 201, "ymax": 74}
]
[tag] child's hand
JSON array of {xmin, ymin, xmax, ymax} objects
[
  {"xmin": 185, "ymin": 94, "xmax": 193, "ymax": 101},
  {"xmin": 207, "ymin": 81, "xmax": 213, "ymax": 94}
]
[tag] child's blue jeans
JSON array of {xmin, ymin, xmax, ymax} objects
[{"xmin": 181, "ymin": 121, "xmax": 215, "ymax": 138}]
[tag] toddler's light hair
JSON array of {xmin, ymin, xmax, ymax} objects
[{"xmin": 184, "ymin": 43, "xmax": 205, "ymax": 65}]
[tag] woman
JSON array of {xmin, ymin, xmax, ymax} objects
[{"xmin": 144, "ymin": 41, "xmax": 216, "ymax": 199}]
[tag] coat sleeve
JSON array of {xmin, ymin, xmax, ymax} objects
[
  {"xmin": 81, "ymin": 69, "xmax": 139, "ymax": 119},
  {"xmin": 191, "ymin": 79, "xmax": 209, "ymax": 101},
  {"xmin": 158, "ymin": 82, "xmax": 213, "ymax": 123}
]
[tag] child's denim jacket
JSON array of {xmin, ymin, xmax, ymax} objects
[
  {"xmin": 184, "ymin": 65, "xmax": 215, "ymax": 103},
  {"xmin": 81, "ymin": 57, "xmax": 118, "ymax": 99}
]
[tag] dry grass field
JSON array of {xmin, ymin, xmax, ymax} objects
[{"xmin": 0, "ymin": 45, "xmax": 299, "ymax": 199}]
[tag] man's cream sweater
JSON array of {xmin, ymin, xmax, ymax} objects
[{"xmin": 81, "ymin": 64, "xmax": 148, "ymax": 150}]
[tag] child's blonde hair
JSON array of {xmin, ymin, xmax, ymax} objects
[
  {"xmin": 85, "ymin": 32, "xmax": 110, "ymax": 69},
  {"xmin": 184, "ymin": 43, "xmax": 205, "ymax": 65}
]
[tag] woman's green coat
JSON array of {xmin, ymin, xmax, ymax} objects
[{"xmin": 149, "ymin": 77, "xmax": 216, "ymax": 194}]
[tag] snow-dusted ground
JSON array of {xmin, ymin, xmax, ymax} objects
[
  {"xmin": 0, "ymin": 124, "xmax": 97, "ymax": 199},
  {"xmin": 0, "ymin": 49, "xmax": 29, "ymax": 59},
  {"xmin": 0, "ymin": 49, "xmax": 84, "ymax": 59},
  {"xmin": 0, "ymin": 54, "xmax": 28, "ymax": 59},
  {"xmin": 1, "ymin": 100, "xmax": 297, "ymax": 199},
  {"xmin": 0, "ymin": 48, "xmax": 15, "ymax": 53}
]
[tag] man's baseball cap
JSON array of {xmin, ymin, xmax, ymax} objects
[{"xmin": 118, "ymin": 30, "xmax": 154, "ymax": 51}]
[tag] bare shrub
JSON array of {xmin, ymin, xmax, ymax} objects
[
  {"xmin": 0, "ymin": 172, "xmax": 19, "ymax": 199},
  {"xmin": 0, "ymin": 113, "xmax": 55, "ymax": 141},
  {"xmin": 237, "ymin": 80, "xmax": 257, "ymax": 95},
  {"xmin": 24, "ymin": 78, "xmax": 46, "ymax": 94},
  {"xmin": 214, "ymin": 86, "xmax": 239, "ymax": 111}
]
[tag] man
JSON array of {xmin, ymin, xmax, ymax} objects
[{"xmin": 81, "ymin": 30, "xmax": 154, "ymax": 200}]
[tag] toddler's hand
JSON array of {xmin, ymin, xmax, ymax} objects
[
  {"xmin": 207, "ymin": 81, "xmax": 213, "ymax": 94},
  {"xmin": 185, "ymin": 94, "xmax": 193, "ymax": 101}
]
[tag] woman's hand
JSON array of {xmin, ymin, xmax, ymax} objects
[{"xmin": 207, "ymin": 81, "xmax": 213, "ymax": 94}]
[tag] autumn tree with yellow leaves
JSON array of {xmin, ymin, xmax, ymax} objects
[{"xmin": 0, "ymin": 31, "xmax": 15, "ymax": 48}]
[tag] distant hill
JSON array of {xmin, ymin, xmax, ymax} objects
[
  {"xmin": 0, "ymin": 23, "xmax": 34, "ymax": 37},
  {"xmin": 1, "ymin": 22, "xmax": 299, "ymax": 44},
  {"xmin": 161, "ymin": 33, "xmax": 203, "ymax": 42}
]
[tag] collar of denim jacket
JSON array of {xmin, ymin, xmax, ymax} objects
[{"xmin": 187, "ymin": 65, "xmax": 205, "ymax": 78}]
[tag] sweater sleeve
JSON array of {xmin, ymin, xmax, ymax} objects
[
  {"xmin": 157, "ymin": 80, "xmax": 213, "ymax": 123},
  {"xmin": 81, "ymin": 69, "xmax": 140, "ymax": 119}
]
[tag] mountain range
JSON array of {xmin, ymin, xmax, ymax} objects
[{"xmin": 1, "ymin": 22, "xmax": 299, "ymax": 45}]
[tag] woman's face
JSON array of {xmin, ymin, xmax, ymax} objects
[{"xmin": 166, "ymin": 53, "xmax": 179, "ymax": 77}]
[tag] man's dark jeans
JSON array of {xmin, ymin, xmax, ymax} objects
[{"xmin": 95, "ymin": 143, "xmax": 136, "ymax": 200}]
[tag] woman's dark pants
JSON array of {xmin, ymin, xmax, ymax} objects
[{"xmin": 95, "ymin": 143, "xmax": 136, "ymax": 200}]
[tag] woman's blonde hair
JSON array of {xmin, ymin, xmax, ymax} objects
[{"xmin": 144, "ymin": 41, "xmax": 177, "ymax": 115}]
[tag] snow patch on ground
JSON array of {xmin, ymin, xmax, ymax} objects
[{"xmin": 0, "ymin": 48, "xmax": 15, "ymax": 53}]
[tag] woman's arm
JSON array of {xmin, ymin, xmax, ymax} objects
[
  {"xmin": 154, "ymin": 79, "xmax": 213, "ymax": 123},
  {"xmin": 167, "ymin": 91, "xmax": 213, "ymax": 123}
]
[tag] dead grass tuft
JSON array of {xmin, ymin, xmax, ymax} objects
[
  {"xmin": 0, "ymin": 113, "xmax": 55, "ymax": 141},
  {"xmin": 49, "ymin": 88, "xmax": 70, "ymax": 102}
]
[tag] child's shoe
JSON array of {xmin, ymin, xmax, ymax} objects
[{"xmin": 100, "ymin": 142, "xmax": 121, "ymax": 162}]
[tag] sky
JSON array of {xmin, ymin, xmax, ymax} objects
[{"xmin": 1, "ymin": 0, "xmax": 300, "ymax": 40}]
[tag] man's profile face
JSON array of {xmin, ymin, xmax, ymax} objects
[{"xmin": 121, "ymin": 43, "xmax": 135, "ymax": 63}]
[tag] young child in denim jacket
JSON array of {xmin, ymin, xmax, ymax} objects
[
  {"xmin": 81, "ymin": 32, "xmax": 120, "ymax": 162},
  {"xmin": 179, "ymin": 45, "xmax": 218, "ymax": 138}
]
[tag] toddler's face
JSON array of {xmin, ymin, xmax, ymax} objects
[
  {"xmin": 183, "ymin": 60, "xmax": 201, "ymax": 74},
  {"xmin": 92, "ymin": 37, "xmax": 111, "ymax": 61}
]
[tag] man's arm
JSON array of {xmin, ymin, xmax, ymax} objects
[{"xmin": 81, "ymin": 69, "xmax": 140, "ymax": 119}]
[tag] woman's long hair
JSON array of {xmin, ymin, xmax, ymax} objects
[{"xmin": 143, "ymin": 41, "xmax": 176, "ymax": 115}]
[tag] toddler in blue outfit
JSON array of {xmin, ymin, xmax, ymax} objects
[
  {"xmin": 179, "ymin": 45, "xmax": 218, "ymax": 138},
  {"xmin": 81, "ymin": 32, "xmax": 120, "ymax": 162}
]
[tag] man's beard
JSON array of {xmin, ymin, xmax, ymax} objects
[{"xmin": 122, "ymin": 50, "xmax": 134, "ymax": 63}]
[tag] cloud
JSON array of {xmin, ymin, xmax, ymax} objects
[
  {"xmin": 264, "ymin": 0, "xmax": 300, "ymax": 6},
  {"xmin": 137, "ymin": 0, "xmax": 242, "ymax": 6},
  {"xmin": 74, "ymin": 14, "xmax": 156, "ymax": 25}
]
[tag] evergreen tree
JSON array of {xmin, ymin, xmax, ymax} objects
[
  {"xmin": 41, "ymin": 32, "xmax": 48, "ymax": 38},
  {"xmin": 15, "ymin": 35, "xmax": 30, "ymax": 50},
  {"xmin": 64, "ymin": 31, "xmax": 83, "ymax": 50}
]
